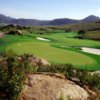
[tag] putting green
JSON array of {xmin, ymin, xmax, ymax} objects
[{"xmin": 6, "ymin": 42, "xmax": 96, "ymax": 65}]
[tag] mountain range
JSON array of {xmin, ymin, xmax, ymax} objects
[{"xmin": 0, "ymin": 14, "xmax": 100, "ymax": 26}]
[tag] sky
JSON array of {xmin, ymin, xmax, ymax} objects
[{"xmin": 0, "ymin": 0, "xmax": 100, "ymax": 20}]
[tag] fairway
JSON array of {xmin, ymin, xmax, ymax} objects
[
  {"xmin": 34, "ymin": 32, "xmax": 100, "ymax": 47},
  {"xmin": 6, "ymin": 42, "xmax": 96, "ymax": 65}
]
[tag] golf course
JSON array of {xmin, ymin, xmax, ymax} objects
[{"xmin": 0, "ymin": 31, "xmax": 100, "ymax": 70}]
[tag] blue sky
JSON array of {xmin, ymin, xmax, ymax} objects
[{"xmin": 0, "ymin": 0, "xmax": 100, "ymax": 20}]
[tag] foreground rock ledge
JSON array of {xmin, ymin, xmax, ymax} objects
[{"xmin": 19, "ymin": 73, "xmax": 89, "ymax": 100}]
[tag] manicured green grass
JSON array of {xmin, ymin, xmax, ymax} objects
[
  {"xmin": 6, "ymin": 42, "xmax": 96, "ymax": 66},
  {"xmin": 0, "ymin": 32, "xmax": 100, "ymax": 70},
  {"xmin": 0, "ymin": 35, "xmax": 36, "ymax": 51},
  {"xmin": 32, "ymin": 32, "xmax": 100, "ymax": 47},
  {"xmin": 53, "ymin": 45, "xmax": 100, "ymax": 70}
]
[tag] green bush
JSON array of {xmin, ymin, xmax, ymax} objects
[
  {"xmin": 0, "ymin": 51, "xmax": 23, "ymax": 100},
  {"xmin": 85, "ymin": 74, "xmax": 100, "ymax": 90},
  {"xmin": 0, "ymin": 51, "xmax": 36, "ymax": 100}
]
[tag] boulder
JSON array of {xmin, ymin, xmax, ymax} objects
[
  {"xmin": 19, "ymin": 73, "xmax": 89, "ymax": 100},
  {"xmin": 28, "ymin": 56, "xmax": 50, "ymax": 66}
]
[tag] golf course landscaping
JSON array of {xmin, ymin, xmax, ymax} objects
[{"xmin": 0, "ymin": 32, "xmax": 100, "ymax": 70}]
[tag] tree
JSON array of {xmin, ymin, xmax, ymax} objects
[
  {"xmin": 78, "ymin": 30, "xmax": 85, "ymax": 39},
  {"xmin": 65, "ymin": 28, "xmax": 71, "ymax": 32}
]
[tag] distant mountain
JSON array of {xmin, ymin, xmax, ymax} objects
[
  {"xmin": 0, "ymin": 14, "xmax": 14, "ymax": 23},
  {"xmin": 49, "ymin": 18, "xmax": 79, "ymax": 25},
  {"xmin": 81, "ymin": 15, "xmax": 100, "ymax": 22},
  {"xmin": 0, "ymin": 14, "xmax": 100, "ymax": 26},
  {"xmin": 10, "ymin": 19, "xmax": 49, "ymax": 26}
]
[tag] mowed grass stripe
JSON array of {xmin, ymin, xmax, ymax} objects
[{"xmin": 6, "ymin": 42, "xmax": 96, "ymax": 65}]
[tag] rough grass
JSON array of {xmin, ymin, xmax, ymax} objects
[{"xmin": 84, "ymin": 30, "xmax": 100, "ymax": 40}]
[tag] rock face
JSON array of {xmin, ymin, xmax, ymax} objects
[
  {"xmin": 19, "ymin": 73, "xmax": 89, "ymax": 100},
  {"xmin": 28, "ymin": 56, "xmax": 50, "ymax": 66}
]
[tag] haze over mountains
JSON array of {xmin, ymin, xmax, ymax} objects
[{"xmin": 0, "ymin": 14, "xmax": 100, "ymax": 26}]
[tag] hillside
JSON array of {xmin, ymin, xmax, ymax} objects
[
  {"xmin": 81, "ymin": 15, "xmax": 100, "ymax": 22},
  {"xmin": 56, "ymin": 21, "xmax": 100, "ymax": 40},
  {"xmin": 52, "ymin": 21, "xmax": 100, "ymax": 31},
  {"xmin": 0, "ymin": 21, "xmax": 100, "ymax": 40}
]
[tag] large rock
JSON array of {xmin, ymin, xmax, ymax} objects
[
  {"xmin": 19, "ymin": 73, "xmax": 89, "ymax": 100},
  {"xmin": 18, "ymin": 56, "xmax": 50, "ymax": 66},
  {"xmin": 90, "ymin": 71, "xmax": 100, "ymax": 75},
  {"xmin": 28, "ymin": 56, "xmax": 50, "ymax": 66}
]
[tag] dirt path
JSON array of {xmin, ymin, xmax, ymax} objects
[{"xmin": 81, "ymin": 47, "xmax": 100, "ymax": 55}]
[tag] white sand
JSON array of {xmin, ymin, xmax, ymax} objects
[
  {"xmin": 37, "ymin": 37, "xmax": 50, "ymax": 41},
  {"xmin": 81, "ymin": 47, "xmax": 100, "ymax": 55}
]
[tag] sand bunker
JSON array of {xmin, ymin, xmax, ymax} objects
[
  {"xmin": 37, "ymin": 37, "xmax": 50, "ymax": 41},
  {"xmin": 81, "ymin": 47, "xmax": 100, "ymax": 55}
]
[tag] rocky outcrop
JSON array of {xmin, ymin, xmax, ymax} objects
[
  {"xmin": 6, "ymin": 30, "xmax": 22, "ymax": 35},
  {"xmin": 18, "ymin": 55, "xmax": 50, "ymax": 67},
  {"xmin": 19, "ymin": 73, "xmax": 89, "ymax": 100},
  {"xmin": 90, "ymin": 71, "xmax": 100, "ymax": 75},
  {"xmin": 28, "ymin": 56, "xmax": 50, "ymax": 66}
]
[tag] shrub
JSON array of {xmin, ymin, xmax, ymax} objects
[
  {"xmin": 0, "ymin": 51, "xmax": 36, "ymax": 100},
  {"xmin": 37, "ymin": 63, "xmax": 73, "ymax": 74},
  {"xmin": 85, "ymin": 74, "xmax": 100, "ymax": 90},
  {"xmin": 0, "ymin": 52, "xmax": 24, "ymax": 100}
]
